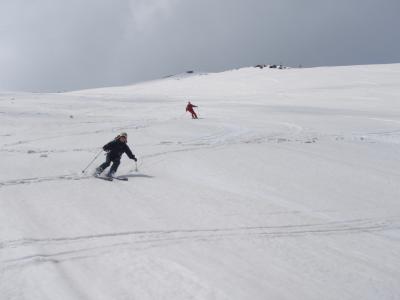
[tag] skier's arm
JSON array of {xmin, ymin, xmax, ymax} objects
[
  {"xmin": 103, "ymin": 141, "xmax": 115, "ymax": 151},
  {"xmin": 125, "ymin": 145, "xmax": 137, "ymax": 161}
]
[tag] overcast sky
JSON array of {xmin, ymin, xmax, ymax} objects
[{"xmin": 1, "ymin": 0, "xmax": 399, "ymax": 92}]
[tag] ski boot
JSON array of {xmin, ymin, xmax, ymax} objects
[
  {"xmin": 106, "ymin": 171, "xmax": 115, "ymax": 178},
  {"xmin": 94, "ymin": 167, "xmax": 103, "ymax": 176}
]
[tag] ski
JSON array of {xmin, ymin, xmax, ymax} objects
[
  {"xmin": 94, "ymin": 175, "xmax": 113, "ymax": 181},
  {"xmin": 94, "ymin": 174, "xmax": 128, "ymax": 181}
]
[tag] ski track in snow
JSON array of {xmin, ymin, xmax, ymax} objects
[
  {"xmin": 1, "ymin": 217, "xmax": 399, "ymax": 271},
  {"xmin": 0, "ymin": 120, "xmax": 307, "ymax": 188},
  {"xmin": 0, "ymin": 147, "xmax": 97, "ymax": 155},
  {"xmin": 0, "ymin": 174, "xmax": 92, "ymax": 187},
  {"xmin": 1, "ymin": 117, "xmax": 399, "ymax": 188},
  {"xmin": 0, "ymin": 173, "xmax": 153, "ymax": 188}
]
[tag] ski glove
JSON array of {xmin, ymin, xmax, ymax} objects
[{"xmin": 132, "ymin": 156, "xmax": 137, "ymax": 162}]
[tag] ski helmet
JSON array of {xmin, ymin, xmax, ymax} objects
[{"xmin": 116, "ymin": 132, "xmax": 128, "ymax": 142}]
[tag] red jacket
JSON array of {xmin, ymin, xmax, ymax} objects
[{"xmin": 186, "ymin": 103, "xmax": 197, "ymax": 112}]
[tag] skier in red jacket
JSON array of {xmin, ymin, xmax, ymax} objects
[{"xmin": 186, "ymin": 101, "xmax": 198, "ymax": 119}]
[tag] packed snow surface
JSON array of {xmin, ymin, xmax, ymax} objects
[{"xmin": 1, "ymin": 64, "xmax": 400, "ymax": 299}]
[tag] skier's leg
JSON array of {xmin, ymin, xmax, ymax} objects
[
  {"xmin": 96, "ymin": 154, "xmax": 111, "ymax": 175},
  {"xmin": 107, "ymin": 158, "xmax": 121, "ymax": 177},
  {"xmin": 193, "ymin": 112, "xmax": 198, "ymax": 119}
]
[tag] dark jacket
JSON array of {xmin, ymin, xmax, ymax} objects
[{"xmin": 103, "ymin": 140, "xmax": 135, "ymax": 160}]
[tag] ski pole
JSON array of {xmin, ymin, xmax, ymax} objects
[
  {"xmin": 135, "ymin": 160, "xmax": 138, "ymax": 172},
  {"xmin": 81, "ymin": 149, "xmax": 103, "ymax": 174}
]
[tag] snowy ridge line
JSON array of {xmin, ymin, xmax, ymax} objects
[
  {"xmin": 1, "ymin": 217, "xmax": 399, "ymax": 250},
  {"xmin": 1, "ymin": 122, "xmax": 148, "ymax": 148}
]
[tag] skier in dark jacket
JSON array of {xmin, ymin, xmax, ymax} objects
[
  {"xmin": 95, "ymin": 132, "xmax": 137, "ymax": 177},
  {"xmin": 186, "ymin": 101, "xmax": 198, "ymax": 119}
]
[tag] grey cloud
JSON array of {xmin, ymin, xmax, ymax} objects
[{"xmin": 1, "ymin": 0, "xmax": 399, "ymax": 92}]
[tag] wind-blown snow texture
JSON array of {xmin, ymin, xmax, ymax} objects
[{"xmin": 1, "ymin": 64, "xmax": 400, "ymax": 299}]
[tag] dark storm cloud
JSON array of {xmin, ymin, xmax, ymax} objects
[{"xmin": 1, "ymin": 0, "xmax": 399, "ymax": 92}]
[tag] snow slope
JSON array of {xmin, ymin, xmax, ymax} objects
[{"xmin": 1, "ymin": 64, "xmax": 400, "ymax": 299}]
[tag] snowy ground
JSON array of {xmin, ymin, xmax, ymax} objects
[{"xmin": 1, "ymin": 64, "xmax": 400, "ymax": 299}]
